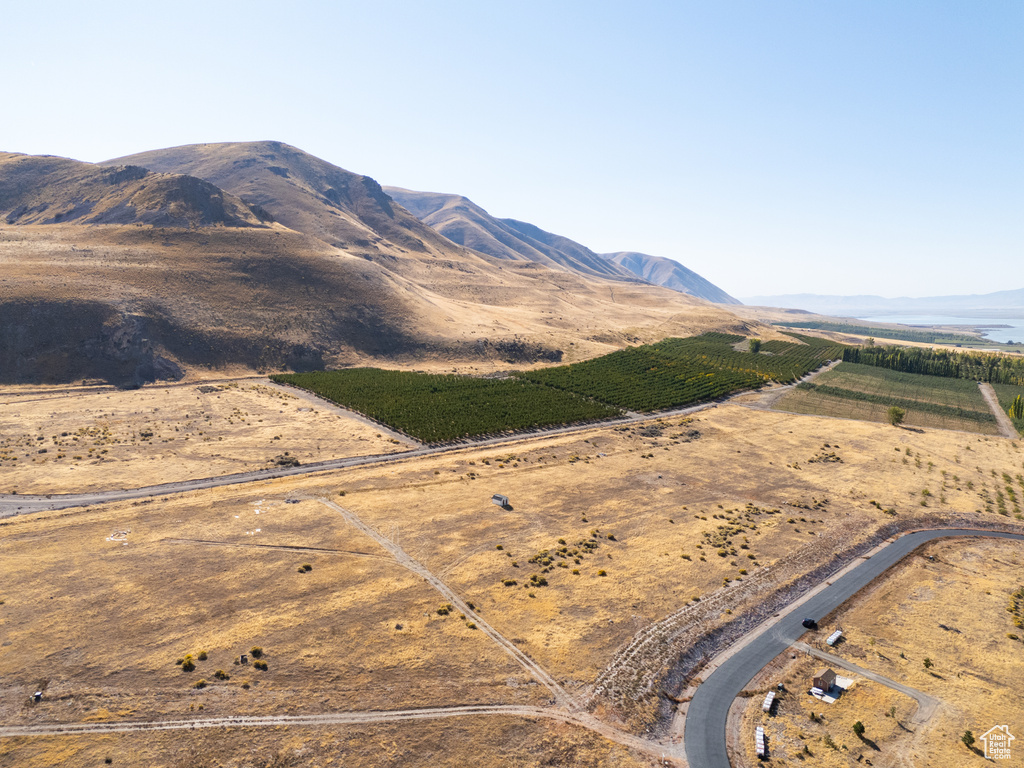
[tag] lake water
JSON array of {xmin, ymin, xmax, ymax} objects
[{"xmin": 856, "ymin": 315, "xmax": 1024, "ymax": 345}]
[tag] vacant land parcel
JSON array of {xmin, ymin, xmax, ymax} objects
[
  {"xmin": 774, "ymin": 362, "xmax": 999, "ymax": 434},
  {"xmin": 2, "ymin": 402, "xmax": 1023, "ymax": 765},
  {"xmin": 0, "ymin": 380, "xmax": 411, "ymax": 494}
]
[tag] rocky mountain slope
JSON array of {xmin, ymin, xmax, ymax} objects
[
  {"xmin": 0, "ymin": 152, "xmax": 266, "ymax": 228},
  {"xmin": 384, "ymin": 187, "xmax": 636, "ymax": 280},
  {"xmin": 604, "ymin": 251, "xmax": 739, "ymax": 305},
  {"xmin": 109, "ymin": 142, "xmax": 463, "ymax": 258},
  {"xmin": 384, "ymin": 186, "xmax": 738, "ymax": 303}
]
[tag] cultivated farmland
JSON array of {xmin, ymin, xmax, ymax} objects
[
  {"xmin": 517, "ymin": 332, "xmax": 842, "ymax": 412},
  {"xmin": 991, "ymin": 382, "xmax": 1024, "ymax": 436},
  {"xmin": 773, "ymin": 362, "xmax": 999, "ymax": 434},
  {"xmin": 271, "ymin": 369, "xmax": 621, "ymax": 443}
]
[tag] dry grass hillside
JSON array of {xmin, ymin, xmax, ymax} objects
[
  {"xmin": 0, "ymin": 221, "xmax": 759, "ymax": 386},
  {"xmin": 0, "ymin": 153, "xmax": 266, "ymax": 228}
]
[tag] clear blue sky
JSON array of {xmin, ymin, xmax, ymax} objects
[{"xmin": 3, "ymin": 1, "xmax": 1021, "ymax": 298}]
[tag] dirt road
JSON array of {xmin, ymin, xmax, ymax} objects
[
  {"xmin": 318, "ymin": 498, "xmax": 573, "ymax": 709},
  {"xmin": 979, "ymin": 382, "xmax": 1018, "ymax": 439},
  {"xmin": 0, "ymin": 703, "xmax": 682, "ymax": 760},
  {"xmin": 792, "ymin": 642, "xmax": 939, "ymax": 723},
  {"xmin": 0, "ymin": 389, "xmax": 746, "ymax": 518}
]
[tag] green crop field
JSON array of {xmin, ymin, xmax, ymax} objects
[
  {"xmin": 273, "ymin": 333, "xmax": 842, "ymax": 441},
  {"xmin": 271, "ymin": 369, "xmax": 621, "ymax": 443},
  {"xmin": 991, "ymin": 382, "xmax": 1024, "ymax": 436},
  {"xmin": 843, "ymin": 345, "xmax": 1024, "ymax": 386},
  {"xmin": 516, "ymin": 332, "xmax": 842, "ymax": 412},
  {"xmin": 773, "ymin": 362, "xmax": 999, "ymax": 434}
]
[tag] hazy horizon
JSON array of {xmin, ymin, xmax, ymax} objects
[{"xmin": 3, "ymin": 1, "xmax": 1020, "ymax": 299}]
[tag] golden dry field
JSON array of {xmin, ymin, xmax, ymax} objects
[
  {"xmin": 0, "ymin": 381, "xmax": 411, "ymax": 494},
  {"xmin": 2, "ymin": 397, "xmax": 1023, "ymax": 766},
  {"xmin": 0, "ymin": 717, "xmax": 651, "ymax": 768},
  {"xmin": 734, "ymin": 537, "xmax": 1024, "ymax": 767}
]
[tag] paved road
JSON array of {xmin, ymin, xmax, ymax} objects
[
  {"xmin": 683, "ymin": 529, "xmax": 1024, "ymax": 768},
  {"xmin": 979, "ymin": 382, "xmax": 1018, "ymax": 439},
  {"xmin": 792, "ymin": 642, "xmax": 939, "ymax": 724}
]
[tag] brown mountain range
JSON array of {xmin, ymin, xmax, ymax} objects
[
  {"xmin": 384, "ymin": 186, "xmax": 739, "ymax": 303},
  {"xmin": 0, "ymin": 142, "xmax": 760, "ymax": 385}
]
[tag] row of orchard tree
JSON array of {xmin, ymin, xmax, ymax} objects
[{"xmin": 843, "ymin": 345, "xmax": 1024, "ymax": 387}]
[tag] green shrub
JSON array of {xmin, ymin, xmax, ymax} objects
[
  {"xmin": 193, "ymin": 679, "xmax": 207, "ymax": 689},
  {"xmin": 213, "ymin": 670, "xmax": 229, "ymax": 680},
  {"xmin": 250, "ymin": 647, "xmax": 263, "ymax": 659},
  {"xmin": 197, "ymin": 651, "xmax": 208, "ymax": 661}
]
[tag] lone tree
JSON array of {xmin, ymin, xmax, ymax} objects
[
  {"xmin": 1009, "ymin": 395, "xmax": 1024, "ymax": 420},
  {"xmin": 888, "ymin": 406, "xmax": 906, "ymax": 427},
  {"xmin": 853, "ymin": 721, "xmax": 866, "ymax": 738},
  {"xmin": 923, "ymin": 657, "xmax": 934, "ymax": 669},
  {"xmin": 749, "ymin": 338, "xmax": 762, "ymax": 354},
  {"xmin": 962, "ymin": 730, "xmax": 975, "ymax": 749}
]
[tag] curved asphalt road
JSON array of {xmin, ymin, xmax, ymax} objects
[{"xmin": 684, "ymin": 529, "xmax": 1024, "ymax": 768}]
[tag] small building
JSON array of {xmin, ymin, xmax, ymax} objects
[
  {"xmin": 491, "ymin": 494, "xmax": 509, "ymax": 508},
  {"xmin": 813, "ymin": 668, "xmax": 837, "ymax": 691}
]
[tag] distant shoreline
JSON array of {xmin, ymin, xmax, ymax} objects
[{"xmin": 853, "ymin": 314, "xmax": 1024, "ymax": 344}]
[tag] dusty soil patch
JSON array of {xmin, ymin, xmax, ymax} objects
[
  {"xmin": 0, "ymin": 494, "xmax": 543, "ymax": 730},
  {"xmin": 0, "ymin": 380, "xmax": 411, "ymax": 493},
  {"xmin": 0, "ymin": 716, "xmax": 657, "ymax": 768}
]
